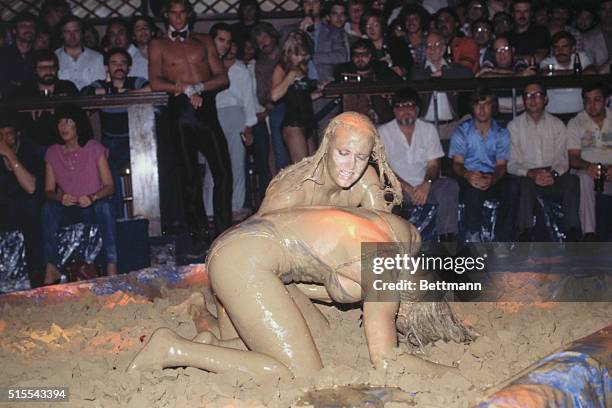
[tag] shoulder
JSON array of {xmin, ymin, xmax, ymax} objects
[
  {"xmin": 545, "ymin": 112, "xmax": 565, "ymax": 128},
  {"xmin": 84, "ymin": 139, "xmax": 107, "ymax": 156},
  {"xmin": 416, "ymin": 119, "xmax": 437, "ymax": 135},
  {"xmin": 45, "ymin": 144, "xmax": 62, "ymax": 161},
  {"xmin": 84, "ymin": 47, "xmax": 103, "ymax": 60},
  {"xmin": 377, "ymin": 120, "xmax": 397, "ymax": 136},
  {"xmin": 453, "ymin": 119, "xmax": 472, "ymax": 136}
]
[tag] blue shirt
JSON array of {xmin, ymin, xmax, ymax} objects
[{"xmin": 448, "ymin": 118, "xmax": 510, "ymax": 173}]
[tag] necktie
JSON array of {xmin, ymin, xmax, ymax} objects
[{"xmin": 170, "ymin": 30, "xmax": 188, "ymax": 40}]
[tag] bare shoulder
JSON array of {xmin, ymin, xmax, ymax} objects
[
  {"xmin": 359, "ymin": 165, "xmax": 382, "ymax": 188},
  {"xmin": 150, "ymin": 36, "xmax": 172, "ymax": 50},
  {"xmin": 258, "ymin": 185, "xmax": 307, "ymax": 215},
  {"xmin": 192, "ymin": 33, "xmax": 211, "ymax": 45}
]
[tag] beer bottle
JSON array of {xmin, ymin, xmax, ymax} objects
[
  {"xmin": 595, "ymin": 163, "xmax": 606, "ymax": 192},
  {"xmin": 573, "ymin": 52, "xmax": 583, "ymax": 76}
]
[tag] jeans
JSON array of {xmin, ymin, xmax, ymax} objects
[
  {"xmin": 42, "ymin": 199, "xmax": 118, "ymax": 266},
  {"xmin": 269, "ymin": 102, "xmax": 290, "ymax": 170}
]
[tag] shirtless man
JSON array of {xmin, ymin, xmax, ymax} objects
[{"xmin": 149, "ymin": 0, "xmax": 232, "ymax": 253}]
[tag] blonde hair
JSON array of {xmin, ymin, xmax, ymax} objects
[
  {"xmin": 280, "ymin": 30, "xmax": 314, "ymax": 71},
  {"xmin": 267, "ymin": 111, "xmax": 403, "ymax": 209}
]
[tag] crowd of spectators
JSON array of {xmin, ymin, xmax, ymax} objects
[{"xmin": 0, "ymin": 0, "xmax": 611, "ymax": 290}]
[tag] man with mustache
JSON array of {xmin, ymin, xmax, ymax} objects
[
  {"xmin": 82, "ymin": 47, "xmax": 149, "ymax": 217},
  {"xmin": 378, "ymin": 88, "xmax": 459, "ymax": 242},
  {"xmin": 0, "ymin": 12, "xmax": 37, "ymax": 98}
]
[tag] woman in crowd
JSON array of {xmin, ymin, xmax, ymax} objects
[
  {"xmin": 42, "ymin": 104, "xmax": 117, "ymax": 284},
  {"xmin": 270, "ymin": 30, "xmax": 320, "ymax": 164},
  {"xmin": 360, "ymin": 9, "xmax": 414, "ymax": 78}
]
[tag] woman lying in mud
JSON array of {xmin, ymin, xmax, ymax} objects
[{"xmin": 128, "ymin": 113, "xmax": 470, "ymax": 382}]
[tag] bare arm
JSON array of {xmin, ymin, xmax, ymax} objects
[
  {"xmin": 363, "ymin": 300, "xmax": 399, "ymax": 369},
  {"xmin": 271, "ymin": 65, "xmax": 297, "ymax": 102},
  {"xmin": 0, "ymin": 143, "xmax": 36, "ymax": 195},
  {"xmin": 92, "ymin": 154, "xmax": 115, "ymax": 199},
  {"xmin": 201, "ymin": 35, "xmax": 229, "ymax": 92}
]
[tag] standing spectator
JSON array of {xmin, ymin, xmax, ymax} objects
[
  {"xmin": 575, "ymin": 6, "xmax": 597, "ymax": 34},
  {"xmin": 206, "ymin": 24, "xmax": 258, "ymax": 219},
  {"xmin": 410, "ymin": 32, "xmax": 473, "ymax": 139},
  {"xmin": 507, "ymin": 81, "xmax": 580, "ymax": 241},
  {"xmin": 81, "ymin": 48, "xmax": 149, "ymax": 217},
  {"xmin": 16, "ymin": 50, "xmax": 79, "ymax": 148},
  {"xmin": 317, "ymin": 0, "xmax": 350, "ymax": 82},
  {"xmin": 582, "ymin": 0, "xmax": 612, "ymax": 70},
  {"xmin": 55, "ymin": 16, "xmax": 105, "ymax": 90},
  {"xmin": 34, "ymin": 23, "xmax": 53, "ymax": 51},
  {"xmin": 449, "ymin": 88, "xmax": 518, "ymax": 242},
  {"xmin": 492, "ymin": 11, "xmax": 513, "ymax": 37},
  {"xmin": 509, "ymin": 0, "xmax": 551, "ymax": 63},
  {"xmin": 251, "ymin": 22, "xmax": 290, "ymax": 171},
  {"xmin": 378, "ymin": 88, "xmax": 459, "ymax": 242},
  {"xmin": 345, "ymin": 0, "xmax": 366, "ymax": 43},
  {"xmin": 0, "ymin": 12, "xmax": 37, "ymax": 98},
  {"xmin": 334, "ymin": 38, "xmax": 400, "ymax": 124},
  {"xmin": 547, "ymin": 3, "xmax": 583, "ymax": 52},
  {"xmin": 271, "ymin": 31, "xmax": 320, "ymax": 163},
  {"xmin": 129, "ymin": 16, "xmax": 155, "ymax": 80},
  {"xmin": 0, "ymin": 113, "xmax": 44, "ymax": 288},
  {"xmin": 231, "ymin": 0, "xmax": 261, "ymax": 44},
  {"xmin": 82, "ymin": 21, "xmax": 101, "ymax": 51},
  {"xmin": 0, "ymin": 21, "xmax": 9, "ymax": 48},
  {"xmin": 540, "ymin": 31, "xmax": 595, "ymax": 122},
  {"xmin": 40, "ymin": 0, "xmax": 71, "ymax": 50},
  {"xmin": 105, "ymin": 18, "xmax": 131, "ymax": 50},
  {"xmin": 461, "ymin": 0, "xmax": 488, "ymax": 36},
  {"xmin": 435, "ymin": 7, "xmax": 479, "ymax": 73},
  {"xmin": 398, "ymin": 4, "xmax": 430, "ymax": 65},
  {"xmin": 42, "ymin": 104, "xmax": 117, "ymax": 283},
  {"xmin": 361, "ymin": 9, "xmax": 413, "ymax": 77},
  {"xmin": 567, "ymin": 83, "xmax": 612, "ymax": 241}
]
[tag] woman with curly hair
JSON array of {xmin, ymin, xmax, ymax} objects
[{"xmin": 270, "ymin": 30, "xmax": 321, "ymax": 164}]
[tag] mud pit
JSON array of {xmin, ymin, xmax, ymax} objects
[{"xmin": 0, "ymin": 278, "xmax": 610, "ymax": 408}]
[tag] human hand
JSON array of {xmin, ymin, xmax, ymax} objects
[
  {"xmin": 520, "ymin": 66, "xmax": 537, "ymax": 76},
  {"xmin": 475, "ymin": 67, "xmax": 493, "ymax": 77},
  {"xmin": 174, "ymin": 80, "xmax": 186, "ymax": 96},
  {"xmin": 61, "ymin": 193, "xmax": 78, "ymax": 206},
  {"xmin": 586, "ymin": 162, "xmax": 599, "ymax": 179},
  {"xmin": 466, "ymin": 171, "xmax": 482, "ymax": 188},
  {"xmin": 241, "ymin": 127, "xmax": 254, "ymax": 147},
  {"xmin": 78, "ymin": 195, "xmax": 93, "ymax": 208},
  {"xmin": 299, "ymin": 16, "xmax": 315, "ymax": 32},
  {"xmin": 535, "ymin": 170, "xmax": 554, "ymax": 187},
  {"xmin": 412, "ymin": 181, "xmax": 431, "ymax": 206},
  {"xmin": 430, "ymin": 70, "xmax": 442, "ymax": 78},
  {"xmin": 0, "ymin": 138, "xmax": 12, "ymax": 157},
  {"xmin": 479, "ymin": 174, "xmax": 492, "ymax": 190},
  {"xmin": 256, "ymin": 110, "xmax": 268, "ymax": 121},
  {"xmin": 189, "ymin": 94, "xmax": 203, "ymax": 109}
]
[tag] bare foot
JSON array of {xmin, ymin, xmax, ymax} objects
[{"xmin": 126, "ymin": 327, "xmax": 182, "ymax": 373}]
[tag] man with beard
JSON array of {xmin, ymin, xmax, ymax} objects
[
  {"xmin": 149, "ymin": 0, "xmax": 231, "ymax": 253},
  {"xmin": 82, "ymin": 48, "xmax": 149, "ymax": 217},
  {"xmin": 129, "ymin": 16, "xmax": 155, "ymax": 79},
  {"xmin": 16, "ymin": 50, "xmax": 78, "ymax": 148},
  {"xmin": 334, "ymin": 38, "xmax": 399, "ymax": 124},
  {"xmin": 378, "ymin": 88, "xmax": 459, "ymax": 242},
  {"xmin": 0, "ymin": 12, "xmax": 37, "ymax": 98},
  {"xmin": 582, "ymin": 0, "xmax": 612, "ymax": 69}
]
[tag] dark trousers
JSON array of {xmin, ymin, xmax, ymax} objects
[
  {"xmin": 401, "ymin": 178, "xmax": 460, "ymax": 235},
  {"xmin": 515, "ymin": 173, "xmax": 580, "ymax": 232},
  {"xmin": 249, "ymin": 118, "xmax": 272, "ymax": 208},
  {"xmin": 458, "ymin": 176, "xmax": 519, "ymax": 241},
  {"xmin": 169, "ymin": 94, "xmax": 232, "ymax": 237},
  {"xmin": 0, "ymin": 197, "xmax": 43, "ymax": 287}
]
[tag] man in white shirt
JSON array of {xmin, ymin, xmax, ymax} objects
[
  {"xmin": 54, "ymin": 15, "xmax": 105, "ymax": 90},
  {"xmin": 567, "ymin": 83, "xmax": 612, "ymax": 241},
  {"xmin": 508, "ymin": 81, "xmax": 580, "ymax": 241},
  {"xmin": 378, "ymin": 88, "xmax": 459, "ymax": 242},
  {"xmin": 539, "ymin": 31, "xmax": 595, "ymax": 121},
  {"xmin": 129, "ymin": 16, "xmax": 154, "ymax": 80},
  {"xmin": 205, "ymin": 23, "xmax": 258, "ymax": 219}
]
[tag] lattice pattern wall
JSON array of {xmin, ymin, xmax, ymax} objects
[{"xmin": 0, "ymin": 0, "xmax": 299, "ymax": 22}]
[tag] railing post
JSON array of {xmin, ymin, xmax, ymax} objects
[
  {"xmin": 512, "ymin": 88, "xmax": 517, "ymax": 119},
  {"xmin": 128, "ymin": 104, "xmax": 161, "ymax": 237}
]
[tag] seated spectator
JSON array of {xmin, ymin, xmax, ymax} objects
[
  {"xmin": 231, "ymin": 0, "xmax": 261, "ymax": 44},
  {"xmin": 507, "ymin": 81, "xmax": 580, "ymax": 241},
  {"xmin": 449, "ymin": 88, "xmax": 518, "ymax": 242},
  {"xmin": 81, "ymin": 48, "xmax": 149, "ymax": 217},
  {"xmin": 16, "ymin": 49, "xmax": 78, "ymax": 149},
  {"xmin": 344, "ymin": 0, "xmax": 366, "ymax": 43},
  {"xmin": 334, "ymin": 38, "xmax": 399, "ymax": 124},
  {"xmin": 361, "ymin": 9, "xmax": 413, "ymax": 78},
  {"xmin": 0, "ymin": 12, "xmax": 37, "ymax": 98},
  {"xmin": 575, "ymin": 6, "xmax": 597, "ymax": 34},
  {"xmin": 470, "ymin": 18, "xmax": 493, "ymax": 65},
  {"xmin": 82, "ymin": 21, "xmax": 101, "ymax": 51},
  {"xmin": 567, "ymin": 83, "xmax": 612, "ymax": 241},
  {"xmin": 271, "ymin": 30, "xmax": 321, "ymax": 163},
  {"xmin": 129, "ymin": 15, "xmax": 155, "ymax": 79},
  {"xmin": 378, "ymin": 88, "xmax": 459, "ymax": 242},
  {"xmin": 398, "ymin": 3, "xmax": 430, "ymax": 65},
  {"xmin": 42, "ymin": 104, "xmax": 116, "ymax": 284},
  {"xmin": 539, "ymin": 31, "xmax": 595, "ymax": 122},
  {"xmin": 434, "ymin": 7, "xmax": 479, "ymax": 73},
  {"xmin": 547, "ymin": 3, "xmax": 583, "ymax": 52},
  {"xmin": 0, "ymin": 113, "xmax": 44, "ymax": 287},
  {"xmin": 55, "ymin": 15, "xmax": 105, "ymax": 90},
  {"xmin": 509, "ymin": 0, "xmax": 551, "ymax": 63},
  {"xmin": 410, "ymin": 31, "xmax": 473, "ymax": 139},
  {"xmin": 492, "ymin": 11, "xmax": 513, "ymax": 38},
  {"xmin": 582, "ymin": 0, "xmax": 612, "ymax": 71}
]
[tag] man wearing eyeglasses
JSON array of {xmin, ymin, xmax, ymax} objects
[
  {"xmin": 378, "ymin": 88, "xmax": 459, "ymax": 243},
  {"xmin": 507, "ymin": 81, "xmax": 580, "ymax": 241}
]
